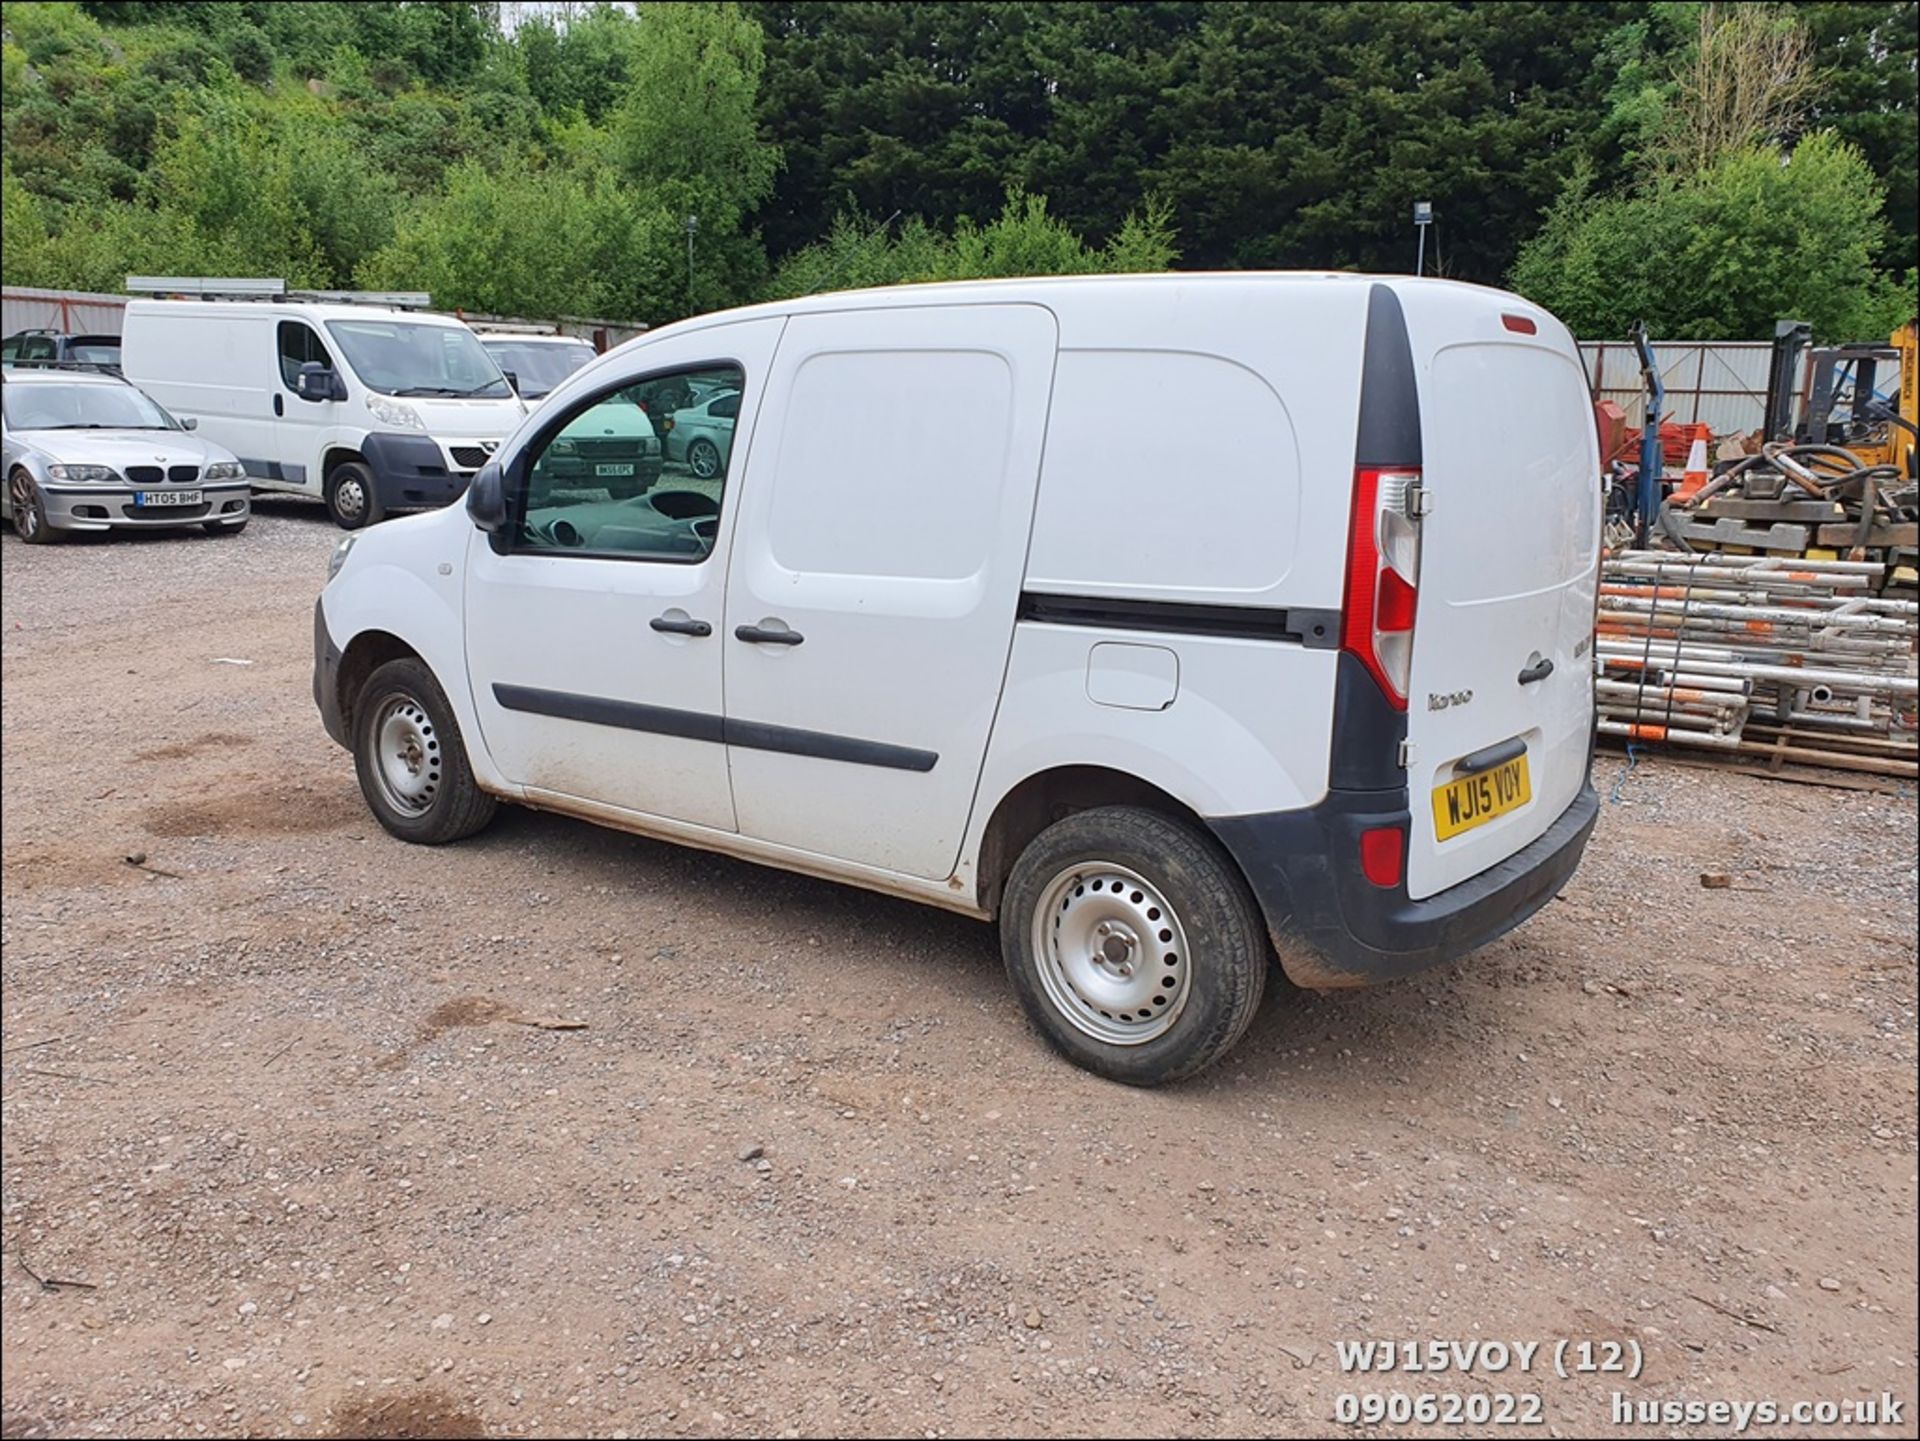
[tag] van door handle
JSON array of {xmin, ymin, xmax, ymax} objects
[
  {"xmin": 1517, "ymin": 657, "xmax": 1555, "ymax": 685},
  {"xmin": 650, "ymin": 615, "xmax": 711, "ymax": 637},
  {"xmin": 734, "ymin": 623, "xmax": 804, "ymax": 646},
  {"xmin": 273, "ymin": 393, "xmax": 284, "ymax": 417}
]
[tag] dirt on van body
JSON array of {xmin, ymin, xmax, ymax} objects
[{"xmin": 3, "ymin": 503, "xmax": 1916, "ymax": 1438}]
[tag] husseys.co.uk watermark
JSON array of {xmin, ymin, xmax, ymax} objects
[{"xmin": 1330, "ymin": 1336, "xmax": 1906, "ymax": 1432}]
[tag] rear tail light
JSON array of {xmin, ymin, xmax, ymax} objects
[
  {"xmin": 1359, "ymin": 826, "xmax": 1404, "ymax": 888},
  {"xmin": 1341, "ymin": 467, "xmax": 1424, "ymax": 708}
]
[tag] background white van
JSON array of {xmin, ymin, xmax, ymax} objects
[{"xmin": 122, "ymin": 288, "xmax": 526, "ymax": 529}]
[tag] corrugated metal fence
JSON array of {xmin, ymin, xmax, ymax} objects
[
  {"xmin": 1579, "ymin": 339, "xmax": 1804, "ymax": 436},
  {"xmin": 3, "ymin": 286, "xmax": 130, "ymax": 338}
]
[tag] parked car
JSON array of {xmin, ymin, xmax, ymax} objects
[
  {"xmin": 664, "ymin": 387, "xmax": 739, "ymax": 479},
  {"xmin": 477, "ymin": 332, "xmax": 597, "ymax": 403},
  {"xmin": 2, "ymin": 329, "xmax": 122, "ymax": 372},
  {"xmin": 2, "ymin": 368, "xmax": 250, "ymax": 542},
  {"xmin": 315, "ymin": 273, "xmax": 1601, "ymax": 1086},
  {"xmin": 529, "ymin": 382, "xmax": 663, "ymax": 501},
  {"xmin": 122, "ymin": 292, "xmax": 526, "ymax": 530}
]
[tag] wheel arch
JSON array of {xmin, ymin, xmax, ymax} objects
[
  {"xmin": 335, "ymin": 629, "xmax": 423, "ymax": 738},
  {"xmin": 973, "ymin": 764, "xmax": 1220, "ymax": 919}
]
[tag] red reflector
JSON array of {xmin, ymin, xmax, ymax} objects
[
  {"xmin": 1359, "ymin": 826, "xmax": 1404, "ymax": 888},
  {"xmin": 1501, "ymin": 313, "xmax": 1538, "ymax": 335},
  {"xmin": 1376, "ymin": 568, "xmax": 1417, "ymax": 632}
]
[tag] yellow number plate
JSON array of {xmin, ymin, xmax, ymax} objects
[{"xmin": 1432, "ymin": 754, "xmax": 1532, "ymax": 841}]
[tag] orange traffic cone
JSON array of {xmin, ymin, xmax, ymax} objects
[{"xmin": 1673, "ymin": 423, "xmax": 1710, "ymax": 502}]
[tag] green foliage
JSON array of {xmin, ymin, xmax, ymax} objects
[
  {"xmin": 1510, "ymin": 133, "xmax": 1915, "ymax": 340},
  {"xmin": 4, "ymin": 0, "xmax": 1913, "ymax": 336},
  {"xmin": 766, "ymin": 190, "xmax": 1180, "ymax": 298}
]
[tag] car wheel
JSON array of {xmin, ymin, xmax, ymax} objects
[
  {"xmin": 8, "ymin": 470, "xmax": 58, "ymax": 545},
  {"xmin": 999, "ymin": 806, "xmax": 1267, "ymax": 1086},
  {"xmin": 352, "ymin": 657, "xmax": 497, "ymax": 845},
  {"xmin": 687, "ymin": 438, "xmax": 722, "ymax": 480},
  {"xmin": 326, "ymin": 461, "xmax": 385, "ymax": 530}
]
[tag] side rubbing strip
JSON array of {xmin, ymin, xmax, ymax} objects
[
  {"xmin": 491, "ymin": 684, "xmax": 937, "ymax": 773},
  {"xmin": 493, "ymin": 684, "xmax": 724, "ymax": 743},
  {"xmin": 724, "ymin": 719, "xmax": 937, "ymax": 773},
  {"xmin": 1018, "ymin": 592, "xmax": 1341, "ymax": 649}
]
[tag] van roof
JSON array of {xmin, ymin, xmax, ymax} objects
[
  {"xmin": 125, "ymin": 297, "xmax": 476, "ymax": 328},
  {"xmin": 643, "ymin": 270, "xmax": 1549, "ymax": 340}
]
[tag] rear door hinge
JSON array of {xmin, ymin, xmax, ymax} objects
[
  {"xmin": 1398, "ymin": 739, "xmax": 1416, "ymax": 769},
  {"xmin": 1406, "ymin": 481, "xmax": 1432, "ymax": 518}
]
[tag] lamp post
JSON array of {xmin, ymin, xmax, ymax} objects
[
  {"xmin": 683, "ymin": 214, "xmax": 699, "ymax": 313},
  {"xmin": 1413, "ymin": 201, "xmax": 1433, "ymax": 277}
]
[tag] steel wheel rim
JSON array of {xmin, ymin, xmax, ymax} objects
[
  {"xmin": 1031, "ymin": 861, "xmax": 1191, "ymax": 1046},
  {"xmin": 334, "ymin": 475, "xmax": 366, "ymax": 521},
  {"xmin": 689, "ymin": 441, "xmax": 719, "ymax": 478},
  {"xmin": 12, "ymin": 476, "xmax": 38, "ymax": 538},
  {"xmin": 371, "ymin": 695, "xmax": 441, "ymax": 817}
]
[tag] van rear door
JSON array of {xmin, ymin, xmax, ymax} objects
[{"xmin": 1393, "ymin": 284, "xmax": 1599, "ymax": 900}]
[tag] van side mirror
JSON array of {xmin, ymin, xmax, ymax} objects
[
  {"xmin": 467, "ymin": 458, "xmax": 509, "ymax": 535},
  {"xmin": 297, "ymin": 361, "xmax": 346, "ymax": 403},
  {"xmin": 502, "ymin": 370, "xmax": 519, "ymax": 394},
  {"xmin": 179, "ymin": 416, "xmax": 198, "ymax": 431}
]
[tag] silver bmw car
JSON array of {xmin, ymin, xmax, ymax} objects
[{"xmin": 2, "ymin": 369, "xmax": 251, "ymax": 543}]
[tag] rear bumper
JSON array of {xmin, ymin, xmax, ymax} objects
[
  {"xmin": 362, "ymin": 433, "xmax": 473, "ymax": 512},
  {"xmin": 314, "ymin": 599, "xmax": 349, "ymax": 748},
  {"xmin": 1209, "ymin": 782, "xmax": 1599, "ymax": 989}
]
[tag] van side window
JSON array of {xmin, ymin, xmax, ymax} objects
[
  {"xmin": 277, "ymin": 321, "xmax": 331, "ymax": 389},
  {"xmin": 516, "ymin": 364, "xmax": 743, "ymax": 562}
]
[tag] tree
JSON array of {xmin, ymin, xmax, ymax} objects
[
  {"xmin": 1657, "ymin": 3, "xmax": 1817, "ymax": 175},
  {"xmin": 1510, "ymin": 133, "xmax": 1914, "ymax": 339}
]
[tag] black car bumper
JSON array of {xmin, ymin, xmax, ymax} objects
[
  {"xmin": 1209, "ymin": 783, "xmax": 1599, "ymax": 989},
  {"xmin": 363, "ymin": 433, "xmax": 473, "ymax": 512},
  {"xmin": 314, "ymin": 599, "xmax": 349, "ymax": 748}
]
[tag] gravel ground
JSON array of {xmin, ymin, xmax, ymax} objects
[{"xmin": 2, "ymin": 503, "xmax": 1916, "ymax": 1439}]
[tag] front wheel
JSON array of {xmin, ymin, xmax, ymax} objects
[
  {"xmin": 1000, "ymin": 806, "xmax": 1267, "ymax": 1085},
  {"xmin": 9, "ymin": 470, "xmax": 58, "ymax": 544},
  {"xmin": 352, "ymin": 657, "xmax": 497, "ymax": 844},
  {"xmin": 326, "ymin": 461, "xmax": 385, "ymax": 530}
]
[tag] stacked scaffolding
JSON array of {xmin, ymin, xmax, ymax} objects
[{"xmin": 1597, "ymin": 550, "xmax": 1920, "ymax": 778}]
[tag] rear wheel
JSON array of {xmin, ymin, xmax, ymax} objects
[
  {"xmin": 687, "ymin": 438, "xmax": 722, "ymax": 480},
  {"xmin": 326, "ymin": 461, "xmax": 385, "ymax": 530},
  {"xmin": 352, "ymin": 657, "xmax": 497, "ymax": 844},
  {"xmin": 8, "ymin": 470, "xmax": 57, "ymax": 545},
  {"xmin": 999, "ymin": 806, "xmax": 1267, "ymax": 1085}
]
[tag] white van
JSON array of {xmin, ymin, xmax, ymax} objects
[
  {"xmin": 122, "ymin": 290, "xmax": 526, "ymax": 529},
  {"xmin": 314, "ymin": 274, "xmax": 1601, "ymax": 1085}
]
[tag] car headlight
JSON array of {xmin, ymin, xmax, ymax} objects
[
  {"xmin": 328, "ymin": 534, "xmax": 357, "ymax": 582},
  {"xmin": 202, "ymin": 460, "xmax": 246, "ymax": 481},
  {"xmin": 366, "ymin": 394, "xmax": 425, "ymax": 430},
  {"xmin": 45, "ymin": 464, "xmax": 116, "ymax": 482},
  {"xmin": 552, "ymin": 438, "xmax": 577, "ymax": 455}
]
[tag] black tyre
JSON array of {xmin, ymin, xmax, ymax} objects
[
  {"xmin": 1000, "ymin": 806, "xmax": 1267, "ymax": 1086},
  {"xmin": 9, "ymin": 470, "xmax": 58, "ymax": 544},
  {"xmin": 326, "ymin": 461, "xmax": 385, "ymax": 530},
  {"xmin": 352, "ymin": 657, "xmax": 497, "ymax": 844}
]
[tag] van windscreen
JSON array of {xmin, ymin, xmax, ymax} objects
[{"xmin": 325, "ymin": 320, "xmax": 512, "ymax": 400}]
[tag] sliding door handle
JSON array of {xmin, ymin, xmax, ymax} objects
[
  {"xmin": 650, "ymin": 614, "xmax": 712, "ymax": 637},
  {"xmin": 734, "ymin": 622, "xmax": 804, "ymax": 646}
]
